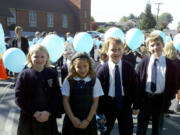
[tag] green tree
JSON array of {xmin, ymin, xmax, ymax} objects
[
  {"xmin": 159, "ymin": 13, "xmax": 173, "ymax": 29},
  {"xmin": 91, "ymin": 16, "xmax": 95, "ymax": 22},
  {"xmin": 119, "ymin": 16, "xmax": 128, "ymax": 22},
  {"xmin": 139, "ymin": 3, "xmax": 156, "ymax": 30},
  {"xmin": 128, "ymin": 13, "xmax": 136, "ymax": 19}
]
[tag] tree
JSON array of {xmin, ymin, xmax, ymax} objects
[
  {"xmin": 128, "ymin": 14, "xmax": 136, "ymax": 19},
  {"xmin": 159, "ymin": 13, "xmax": 173, "ymax": 29},
  {"xmin": 119, "ymin": 16, "xmax": 128, "ymax": 22},
  {"xmin": 139, "ymin": 12, "xmax": 145, "ymax": 19},
  {"xmin": 91, "ymin": 16, "xmax": 95, "ymax": 22},
  {"xmin": 139, "ymin": 3, "xmax": 156, "ymax": 30}
]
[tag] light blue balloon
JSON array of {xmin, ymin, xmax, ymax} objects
[
  {"xmin": 0, "ymin": 23, "xmax": 5, "ymax": 42},
  {"xmin": 125, "ymin": 28, "xmax": 144, "ymax": 50},
  {"xmin": 3, "ymin": 48, "xmax": 26, "ymax": 73},
  {"xmin": 93, "ymin": 39, "xmax": 101, "ymax": 47},
  {"xmin": 152, "ymin": 30, "xmax": 166, "ymax": 44},
  {"xmin": 42, "ymin": 35, "xmax": 64, "ymax": 63},
  {"xmin": 0, "ymin": 41, "xmax": 6, "ymax": 54},
  {"xmin": 67, "ymin": 37, "xmax": 73, "ymax": 44},
  {"xmin": 28, "ymin": 41, "xmax": 33, "ymax": 47},
  {"xmin": 173, "ymin": 33, "xmax": 180, "ymax": 51},
  {"xmin": 0, "ymin": 23, "xmax": 6, "ymax": 53},
  {"xmin": 73, "ymin": 32, "xmax": 93, "ymax": 53},
  {"xmin": 166, "ymin": 36, "xmax": 172, "ymax": 43},
  {"xmin": 37, "ymin": 38, "xmax": 43, "ymax": 44},
  {"xmin": 105, "ymin": 27, "xmax": 124, "ymax": 43}
]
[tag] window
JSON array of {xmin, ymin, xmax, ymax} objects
[
  {"xmin": 29, "ymin": 11, "xmax": 37, "ymax": 27},
  {"xmin": 47, "ymin": 13, "xmax": 54, "ymax": 27},
  {"xmin": 62, "ymin": 14, "xmax": 68, "ymax": 28},
  {"xmin": 84, "ymin": 10, "xmax": 87, "ymax": 18},
  {"xmin": 84, "ymin": 23, "xmax": 87, "ymax": 30},
  {"xmin": 7, "ymin": 8, "xmax": 16, "ymax": 26}
]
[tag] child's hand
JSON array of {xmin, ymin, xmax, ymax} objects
[
  {"xmin": 71, "ymin": 117, "xmax": 81, "ymax": 128},
  {"xmin": 36, "ymin": 111, "xmax": 50, "ymax": 122},
  {"xmin": 79, "ymin": 119, "xmax": 89, "ymax": 129},
  {"xmin": 33, "ymin": 111, "xmax": 41, "ymax": 119}
]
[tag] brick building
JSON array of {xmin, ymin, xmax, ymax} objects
[{"xmin": 0, "ymin": 0, "xmax": 91, "ymax": 35}]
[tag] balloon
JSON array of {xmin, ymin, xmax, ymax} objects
[
  {"xmin": 73, "ymin": 32, "xmax": 93, "ymax": 53},
  {"xmin": 42, "ymin": 35, "xmax": 64, "ymax": 63},
  {"xmin": 125, "ymin": 28, "xmax": 144, "ymax": 50},
  {"xmin": 93, "ymin": 39, "xmax": 101, "ymax": 47},
  {"xmin": 166, "ymin": 36, "xmax": 172, "ymax": 43},
  {"xmin": 37, "ymin": 38, "xmax": 43, "ymax": 44},
  {"xmin": 28, "ymin": 41, "xmax": 33, "ymax": 47},
  {"xmin": 0, "ymin": 23, "xmax": 6, "ymax": 54},
  {"xmin": 3, "ymin": 48, "xmax": 26, "ymax": 73},
  {"xmin": 173, "ymin": 33, "xmax": 180, "ymax": 51},
  {"xmin": 0, "ymin": 23, "xmax": 5, "ymax": 41},
  {"xmin": 0, "ymin": 41, "xmax": 6, "ymax": 54},
  {"xmin": 105, "ymin": 27, "xmax": 124, "ymax": 43},
  {"xmin": 152, "ymin": 30, "xmax": 166, "ymax": 44},
  {"xmin": 67, "ymin": 37, "xmax": 73, "ymax": 44}
]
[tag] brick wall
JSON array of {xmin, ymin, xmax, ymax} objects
[
  {"xmin": 15, "ymin": 10, "xmax": 75, "ymax": 34},
  {"xmin": 0, "ymin": 17, "xmax": 8, "ymax": 33},
  {"xmin": 68, "ymin": 0, "xmax": 91, "ymax": 31},
  {"xmin": 80, "ymin": 0, "xmax": 91, "ymax": 31}
]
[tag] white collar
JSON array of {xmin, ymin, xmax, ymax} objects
[
  {"xmin": 73, "ymin": 76, "xmax": 91, "ymax": 82},
  {"xmin": 108, "ymin": 59, "xmax": 122, "ymax": 70}
]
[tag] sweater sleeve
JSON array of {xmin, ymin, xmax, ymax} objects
[{"xmin": 15, "ymin": 71, "xmax": 36, "ymax": 116}]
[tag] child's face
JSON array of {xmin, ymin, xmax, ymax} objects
[
  {"xmin": 106, "ymin": 43, "xmax": 123, "ymax": 64},
  {"xmin": 74, "ymin": 59, "xmax": 89, "ymax": 79},
  {"xmin": 31, "ymin": 50, "xmax": 49, "ymax": 71},
  {"xmin": 148, "ymin": 40, "xmax": 164, "ymax": 58}
]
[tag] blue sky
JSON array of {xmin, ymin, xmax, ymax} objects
[{"xmin": 91, "ymin": 0, "xmax": 180, "ymax": 29}]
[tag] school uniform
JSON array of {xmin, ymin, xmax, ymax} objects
[
  {"xmin": 97, "ymin": 59, "xmax": 139, "ymax": 135},
  {"xmin": 15, "ymin": 67, "xmax": 63, "ymax": 135},
  {"xmin": 12, "ymin": 37, "xmax": 29, "ymax": 55},
  {"xmin": 61, "ymin": 76, "xmax": 104, "ymax": 135},
  {"xmin": 61, "ymin": 60, "xmax": 71, "ymax": 84},
  {"xmin": 122, "ymin": 51, "xmax": 137, "ymax": 69},
  {"xmin": 136, "ymin": 55, "xmax": 177, "ymax": 135}
]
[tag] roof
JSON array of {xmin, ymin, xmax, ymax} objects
[{"xmin": 0, "ymin": 0, "xmax": 74, "ymax": 17}]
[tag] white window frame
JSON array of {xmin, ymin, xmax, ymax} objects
[
  {"xmin": 47, "ymin": 13, "xmax": 54, "ymax": 27},
  {"xmin": 29, "ymin": 11, "xmax": 37, "ymax": 27},
  {"xmin": 84, "ymin": 10, "xmax": 87, "ymax": 18},
  {"xmin": 62, "ymin": 14, "xmax": 68, "ymax": 28},
  {"xmin": 84, "ymin": 23, "xmax": 87, "ymax": 30},
  {"xmin": 7, "ymin": 8, "xmax": 16, "ymax": 26}
]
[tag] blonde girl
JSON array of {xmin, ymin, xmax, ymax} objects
[
  {"xmin": 15, "ymin": 44, "xmax": 63, "ymax": 135},
  {"xmin": 164, "ymin": 41, "xmax": 180, "ymax": 112}
]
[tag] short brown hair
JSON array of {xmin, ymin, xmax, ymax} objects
[
  {"xmin": 103, "ymin": 37, "xmax": 123, "ymax": 52},
  {"xmin": 146, "ymin": 33, "xmax": 164, "ymax": 47}
]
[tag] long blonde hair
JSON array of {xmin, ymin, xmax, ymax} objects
[
  {"xmin": 164, "ymin": 41, "xmax": 177, "ymax": 60},
  {"xmin": 67, "ymin": 52, "xmax": 95, "ymax": 80},
  {"xmin": 26, "ymin": 44, "xmax": 51, "ymax": 68}
]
